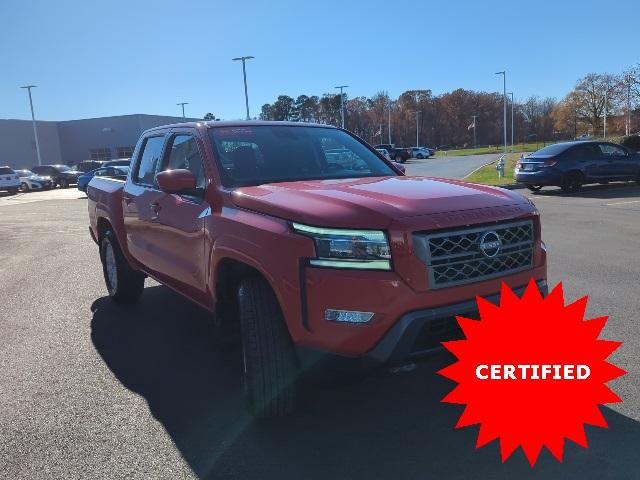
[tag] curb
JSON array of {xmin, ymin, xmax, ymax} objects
[
  {"xmin": 462, "ymin": 156, "xmax": 525, "ymax": 190},
  {"xmin": 462, "ymin": 157, "xmax": 500, "ymax": 179}
]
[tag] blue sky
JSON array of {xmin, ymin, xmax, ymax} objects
[{"xmin": 2, "ymin": 0, "xmax": 638, "ymax": 121}]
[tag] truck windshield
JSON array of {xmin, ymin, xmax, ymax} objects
[{"xmin": 208, "ymin": 125, "xmax": 396, "ymax": 187}]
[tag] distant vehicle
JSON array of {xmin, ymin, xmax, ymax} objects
[
  {"xmin": 515, "ymin": 141, "xmax": 640, "ymax": 192},
  {"xmin": 14, "ymin": 169, "xmax": 53, "ymax": 192},
  {"xmin": 75, "ymin": 160, "xmax": 107, "ymax": 173},
  {"xmin": 0, "ymin": 166, "xmax": 20, "ymax": 195},
  {"xmin": 104, "ymin": 158, "xmax": 131, "ymax": 168},
  {"xmin": 78, "ymin": 166, "xmax": 130, "ymax": 192},
  {"xmin": 374, "ymin": 144, "xmax": 411, "ymax": 163},
  {"xmin": 376, "ymin": 148, "xmax": 391, "ymax": 160},
  {"xmin": 31, "ymin": 165, "xmax": 82, "ymax": 188},
  {"xmin": 421, "ymin": 146, "xmax": 436, "ymax": 156},
  {"xmin": 410, "ymin": 147, "xmax": 432, "ymax": 159}
]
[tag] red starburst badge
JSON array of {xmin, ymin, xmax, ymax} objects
[{"xmin": 438, "ymin": 280, "xmax": 626, "ymax": 466}]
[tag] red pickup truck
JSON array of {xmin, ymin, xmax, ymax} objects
[{"xmin": 87, "ymin": 121, "xmax": 547, "ymax": 417}]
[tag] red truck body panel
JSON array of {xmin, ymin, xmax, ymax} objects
[{"xmin": 88, "ymin": 121, "xmax": 547, "ymax": 360}]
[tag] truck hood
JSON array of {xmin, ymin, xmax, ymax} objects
[{"xmin": 231, "ymin": 176, "xmax": 529, "ymax": 229}]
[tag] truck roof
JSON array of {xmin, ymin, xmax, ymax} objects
[{"xmin": 144, "ymin": 120, "xmax": 338, "ymax": 134}]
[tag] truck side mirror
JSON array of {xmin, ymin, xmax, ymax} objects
[{"xmin": 156, "ymin": 169, "xmax": 196, "ymax": 193}]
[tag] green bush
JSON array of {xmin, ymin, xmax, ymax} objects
[{"xmin": 621, "ymin": 135, "xmax": 640, "ymax": 152}]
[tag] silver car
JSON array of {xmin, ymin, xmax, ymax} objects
[
  {"xmin": 14, "ymin": 169, "xmax": 54, "ymax": 192},
  {"xmin": 0, "ymin": 166, "xmax": 21, "ymax": 194},
  {"xmin": 410, "ymin": 147, "xmax": 431, "ymax": 159}
]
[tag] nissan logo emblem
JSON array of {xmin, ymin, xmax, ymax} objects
[{"xmin": 479, "ymin": 231, "xmax": 502, "ymax": 258}]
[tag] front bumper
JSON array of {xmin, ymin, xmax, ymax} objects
[{"xmin": 364, "ymin": 279, "xmax": 548, "ymax": 365}]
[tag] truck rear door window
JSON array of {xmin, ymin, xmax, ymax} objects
[{"xmin": 135, "ymin": 136, "xmax": 165, "ymax": 186}]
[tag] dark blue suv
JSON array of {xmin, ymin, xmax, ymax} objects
[{"xmin": 514, "ymin": 141, "xmax": 640, "ymax": 192}]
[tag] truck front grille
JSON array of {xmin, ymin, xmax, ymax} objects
[{"xmin": 413, "ymin": 220, "xmax": 534, "ymax": 289}]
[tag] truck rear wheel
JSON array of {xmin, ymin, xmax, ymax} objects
[
  {"xmin": 238, "ymin": 276, "xmax": 297, "ymax": 417},
  {"xmin": 100, "ymin": 230, "xmax": 145, "ymax": 303}
]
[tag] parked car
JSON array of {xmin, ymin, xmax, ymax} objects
[
  {"xmin": 31, "ymin": 165, "xmax": 82, "ymax": 188},
  {"xmin": 376, "ymin": 148, "xmax": 391, "ymax": 160},
  {"xmin": 421, "ymin": 146, "xmax": 436, "ymax": 156},
  {"xmin": 514, "ymin": 141, "xmax": 640, "ymax": 192},
  {"xmin": 104, "ymin": 158, "xmax": 131, "ymax": 168},
  {"xmin": 75, "ymin": 160, "xmax": 106, "ymax": 173},
  {"xmin": 88, "ymin": 121, "xmax": 547, "ymax": 418},
  {"xmin": 14, "ymin": 169, "xmax": 53, "ymax": 191},
  {"xmin": 374, "ymin": 144, "xmax": 412, "ymax": 163},
  {"xmin": 410, "ymin": 147, "xmax": 432, "ymax": 159},
  {"xmin": 78, "ymin": 166, "xmax": 129, "ymax": 192},
  {"xmin": 0, "ymin": 166, "xmax": 20, "ymax": 195}
]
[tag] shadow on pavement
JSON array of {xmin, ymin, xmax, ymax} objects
[
  {"xmin": 91, "ymin": 285, "xmax": 640, "ymax": 480},
  {"xmin": 531, "ymin": 182, "xmax": 640, "ymax": 199}
]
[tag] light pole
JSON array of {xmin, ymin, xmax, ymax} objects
[
  {"xmin": 603, "ymin": 82, "xmax": 610, "ymax": 139},
  {"xmin": 177, "ymin": 102, "xmax": 189, "ymax": 119},
  {"xmin": 232, "ymin": 56, "xmax": 255, "ymax": 120},
  {"xmin": 508, "ymin": 92, "xmax": 514, "ymax": 152},
  {"xmin": 471, "ymin": 115, "xmax": 477, "ymax": 148},
  {"xmin": 414, "ymin": 111, "xmax": 420, "ymax": 147},
  {"xmin": 21, "ymin": 85, "xmax": 42, "ymax": 166},
  {"xmin": 495, "ymin": 71, "xmax": 507, "ymax": 156},
  {"xmin": 334, "ymin": 85, "xmax": 348, "ymax": 128},
  {"xmin": 388, "ymin": 101, "xmax": 392, "ymax": 144}
]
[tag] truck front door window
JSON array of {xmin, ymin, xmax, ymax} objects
[{"xmin": 163, "ymin": 134, "xmax": 206, "ymax": 196}]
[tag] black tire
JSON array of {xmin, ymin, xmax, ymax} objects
[
  {"xmin": 238, "ymin": 276, "xmax": 298, "ymax": 418},
  {"xmin": 525, "ymin": 184, "xmax": 543, "ymax": 192},
  {"xmin": 20, "ymin": 182, "xmax": 30, "ymax": 192},
  {"xmin": 394, "ymin": 154, "xmax": 403, "ymax": 162},
  {"xmin": 561, "ymin": 172, "xmax": 583, "ymax": 193},
  {"xmin": 8, "ymin": 188, "xmax": 18, "ymax": 195},
  {"xmin": 100, "ymin": 230, "xmax": 145, "ymax": 303},
  {"xmin": 60, "ymin": 178, "xmax": 69, "ymax": 189},
  {"xmin": 416, "ymin": 154, "xmax": 424, "ymax": 159}
]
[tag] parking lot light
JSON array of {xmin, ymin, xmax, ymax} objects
[
  {"xmin": 334, "ymin": 85, "xmax": 349, "ymax": 129},
  {"xmin": 232, "ymin": 56, "xmax": 255, "ymax": 120},
  {"xmin": 20, "ymin": 85, "xmax": 42, "ymax": 166},
  {"xmin": 508, "ymin": 92, "xmax": 514, "ymax": 152},
  {"xmin": 495, "ymin": 71, "xmax": 507, "ymax": 156},
  {"xmin": 176, "ymin": 102, "xmax": 189, "ymax": 119}
]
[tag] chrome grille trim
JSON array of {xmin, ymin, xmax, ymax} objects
[{"xmin": 413, "ymin": 220, "xmax": 534, "ymax": 289}]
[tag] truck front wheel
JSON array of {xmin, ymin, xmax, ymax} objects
[
  {"xmin": 238, "ymin": 276, "xmax": 298, "ymax": 417},
  {"xmin": 100, "ymin": 230, "xmax": 145, "ymax": 303}
]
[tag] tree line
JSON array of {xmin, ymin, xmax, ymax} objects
[{"xmin": 249, "ymin": 63, "xmax": 640, "ymax": 148}]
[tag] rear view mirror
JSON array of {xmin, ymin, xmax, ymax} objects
[
  {"xmin": 392, "ymin": 162, "xmax": 406, "ymax": 174},
  {"xmin": 156, "ymin": 169, "xmax": 196, "ymax": 193}
]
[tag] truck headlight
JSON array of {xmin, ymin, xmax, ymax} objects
[{"xmin": 291, "ymin": 222, "xmax": 392, "ymax": 270}]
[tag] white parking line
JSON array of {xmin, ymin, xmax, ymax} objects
[{"xmin": 604, "ymin": 200, "xmax": 640, "ymax": 206}]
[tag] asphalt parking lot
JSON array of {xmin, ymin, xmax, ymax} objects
[{"xmin": 1, "ymin": 172, "xmax": 639, "ymax": 479}]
